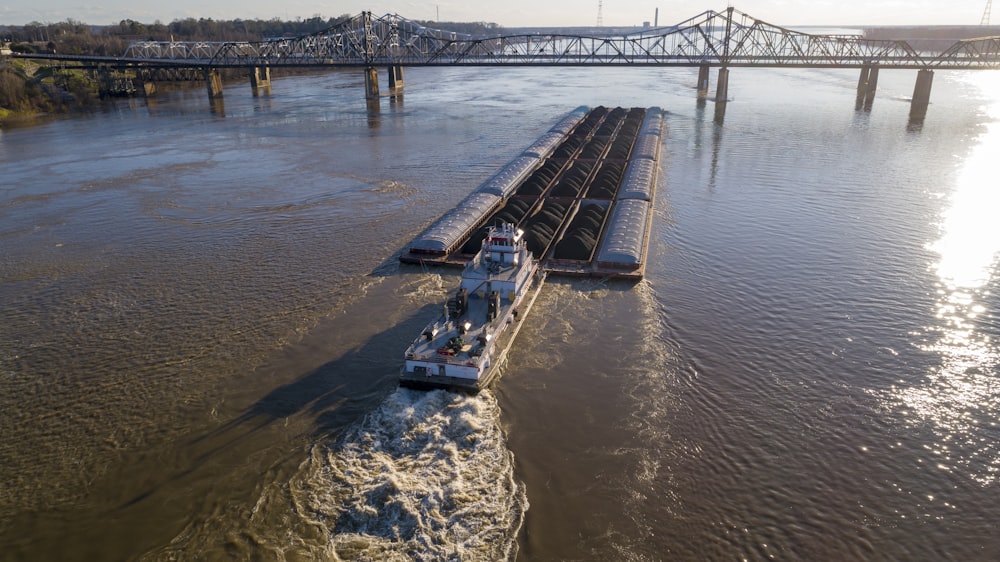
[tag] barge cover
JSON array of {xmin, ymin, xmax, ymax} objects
[{"xmin": 401, "ymin": 105, "xmax": 664, "ymax": 280}]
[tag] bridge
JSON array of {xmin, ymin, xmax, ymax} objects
[{"xmin": 16, "ymin": 7, "xmax": 1000, "ymax": 122}]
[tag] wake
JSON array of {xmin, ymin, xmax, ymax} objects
[{"xmin": 293, "ymin": 388, "xmax": 526, "ymax": 561}]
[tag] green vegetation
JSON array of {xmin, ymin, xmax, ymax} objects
[
  {"xmin": 0, "ymin": 59, "xmax": 97, "ymax": 122},
  {"xmin": 1, "ymin": 15, "xmax": 503, "ymax": 56}
]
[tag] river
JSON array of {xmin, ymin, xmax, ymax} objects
[{"xmin": 1, "ymin": 63, "xmax": 998, "ymax": 560}]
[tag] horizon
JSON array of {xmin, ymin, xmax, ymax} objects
[{"xmin": 0, "ymin": 1, "xmax": 993, "ymax": 28}]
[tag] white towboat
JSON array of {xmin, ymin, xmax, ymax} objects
[{"xmin": 401, "ymin": 222, "xmax": 545, "ymax": 392}]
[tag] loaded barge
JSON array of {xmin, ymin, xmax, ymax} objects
[{"xmin": 400, "ymin": 105, "xmax": 664, "ymax": 280}]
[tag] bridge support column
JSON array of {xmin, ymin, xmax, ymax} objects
[
  {"xmin": 714, "ymin": 67, "xmax": 730, "ymax": 124},
  {"xmin": 697, "ymin": 64, "xmax": 711, "ymax": 99},
  {"xmin": 388, "ymin": 65, "xmax": 404, "ymax": 91},
  {"xmin": 855, "ymin": 66, "xmax": 870, "ymax": 109},
  {"xmin": 365, "ymin": 67, "xmax": 380, "ymax": 100},
  {"xmin": 909, "ymin": 69, "xmax": 934, "ymax": 122},
  {"xmin": 250, "ymin": 66, "xmax": 271, "ymax": 95},
  {"xmin": 865, "ymin": 65, "xmax": 879, "ymax": 110},
  {"xmin": 856, "ymin": 64, "xmax": 878, "ymax": 111},
  {"xmin": 205, "ymin": 69, "xmax": 224, "ymax": 99},
  {"xmin": 137, "ymin": 69, "xmax": 156, "ymax": 97},
  {"xmin": 714, "ymin": 67, "xmax": 729, "ymax": 103}
]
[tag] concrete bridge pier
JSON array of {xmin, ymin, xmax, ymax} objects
[
  {"xmin": 697, "ymin": 64, "xmax": 711, "ymax": 99},
  {"xmin": 714, "ymin": 67, "xmax": 730, "ymax": 123},
  {"xmin": 365, "ymin": 67, "xmax": 380, "ymax": 100},
  {"xmin": 388, "ymin": 65, "xmax": 404, "ymax": 91},
  {"xmin": 864, "ymin": 66, "xmax": 879, "ymax": 110},
  {"xmin": 137, "ymin": 69, "xmax": 156, "ymax": 97},
  {"xmin": 855, "ymin": 66, "xmax": 870, "ymax": 109},
  {"xmin": 250, "ymin": 66, "xmax": 271, "ymax": 95},
  {"xmin": 205, "ymin": 69, "xmax": 224, "ymax": 99},
  {"xmin": 714, "ymin": 67, "xmax": 730, "ymax": 102},
  {"xmin": 909, "ymin": 69, "xmax": 934, "ymax": 122},
  {"xmin": 856, "ymin": 64, "xmax": 879, "ymax": 111}
]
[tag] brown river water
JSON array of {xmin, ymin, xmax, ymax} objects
[{"xmin": 1, "ymin": 64, "xmax": 999, "ymax": 560}]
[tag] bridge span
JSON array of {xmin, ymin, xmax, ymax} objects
[{"xmin": 16, "ymin": 7, "xmax": 1000, "ymax": 122}]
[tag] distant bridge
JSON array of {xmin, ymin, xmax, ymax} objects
[{"xmin": 16, "ymin": 7, "xmax": 1000, "ymax": 121}]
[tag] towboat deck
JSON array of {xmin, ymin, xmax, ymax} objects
[
  {"xmin": 401, "ymin": 222, "xmax": 545, "ymax": 393},
  {"xmin": 400, "ymin": 289, "xmax": 521, "ymax": 392},
  {"xmin": 399, "ymin": 269, "xmax": 545, "ymax": 394}
]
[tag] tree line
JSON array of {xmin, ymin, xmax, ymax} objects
[
  {"xmin": 0, "ymin": 15, "xmax": 503, "ymax": 122},
  {"xmin": 2, "ymin": 16, "xmax": 505, "ymax": 56}
]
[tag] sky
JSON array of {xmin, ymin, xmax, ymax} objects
[{"xmin": 1, "ymin": 1, "xmax": 992, "ymax": 28}]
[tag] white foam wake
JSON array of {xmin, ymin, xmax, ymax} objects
[{"xmin": 293, "ymin": 388, "xmax": 526, "ymax": 561}]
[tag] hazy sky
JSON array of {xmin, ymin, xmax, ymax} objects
[{"xmin": 1, "ymin": 1, "xmax": 992, "ymax": 27}]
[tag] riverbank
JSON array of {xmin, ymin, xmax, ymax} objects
[
  {"xmin": 0, "ymin": 58, "xmax": 345, "ymax": 128},
  {"xmin": 0, "ymin": 108, "xmax": 45, "ymax": 126},
  {"xmin": 0, "ymin": 57, "xmax": 97, "ymax": 126}
]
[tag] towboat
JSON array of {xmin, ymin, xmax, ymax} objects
[{"xmin": 401, "ymin": 222, "xmax": 546, "ymax": 392}]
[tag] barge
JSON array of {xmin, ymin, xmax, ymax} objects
[
  {"xmin": 400, "ymin": 222, "xmax": 545, "ymax": 392},
  {"xmin": 400, "ymin": 105, "xmax": 664, "ymax": 280}
]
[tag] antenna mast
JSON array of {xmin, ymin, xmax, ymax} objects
[
  {"xmin": 597, "ymin": 0, "xmax": 604, "ymax": 26},
  {"xmin": 984, "ymin": 0, "xmax": 993, "ymax": 25}
]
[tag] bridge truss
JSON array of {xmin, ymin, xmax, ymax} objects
[{"xmin": 111, "ymin": 8, "xmax": 1000, "ymax": 70}]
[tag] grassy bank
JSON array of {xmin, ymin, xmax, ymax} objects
[{"xmin": 0, "ymin": 57, "xmax": 99, "ymax": 126}]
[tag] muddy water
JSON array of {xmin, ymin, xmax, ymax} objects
[{"xmin": 1, "ymin": 65, "xmax": 998, "ymax": 560}]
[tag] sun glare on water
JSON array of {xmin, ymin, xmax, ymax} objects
[
  {"xmin": 893, "ymin": 71, "xmax": 1000, "ymax": 485},
  {"xmin": 931, "ymin": 76, "xmax": 1000, "ymax": 291}
]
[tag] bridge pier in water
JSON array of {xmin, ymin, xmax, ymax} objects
[
  {"xmin": 697, "ymin": 64, "xmax": 711, "ymax": 99},
  {"xmin": 205, "ymin": 69, "xmax": 224, "ymax": 99},
  {"xmin": 714, "ymin": 67, "xmax": 730, "ymax": 123},
  {"xmin": 856, "ymin": 64, "xmax": 879, "ymax": 111},
  {"xmin": 388, "ymin": 65, "xmax": 404, "ymax": 91},
  {"xmin": 250, "ymin": 66, "xmax": 271, "ymax": 96},
  {"xmin": 909, "ymin": 69, "xmax": 934, "ymax": 122},
  {"xmin": 365, "ymin": 67, "xmax": 380, "ymax": 100},
  {"xmin": 714, "ymin": 67, "xmax": 730, "ymax": 102},
  {"xmin": 855, "ymin": 66, "xmax": 868, "ymax": 108},
  {"xmin": 365, "ymin": 66, "xmax": 404, "ymax": 99}
]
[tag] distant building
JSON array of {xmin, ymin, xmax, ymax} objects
[{"xmin": 0, "ymin": 42, "xmax": 12, "ymax": 56}]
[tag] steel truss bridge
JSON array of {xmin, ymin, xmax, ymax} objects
[
  {"xmin": 116, "ymin": 9, "xmax": 1000, "ymax": 70},
  {"xmin": 17, "ymin": 8, "xmax": 1000, "ymax": 70},
  {"xmin": 15, "ymin": 7, "xmax": 1000, "ymax": 122}
]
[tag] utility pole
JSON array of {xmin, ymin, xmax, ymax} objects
[{"xmin": 597, "ymin": 0, "xmax": 604, "ymax": 26}]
